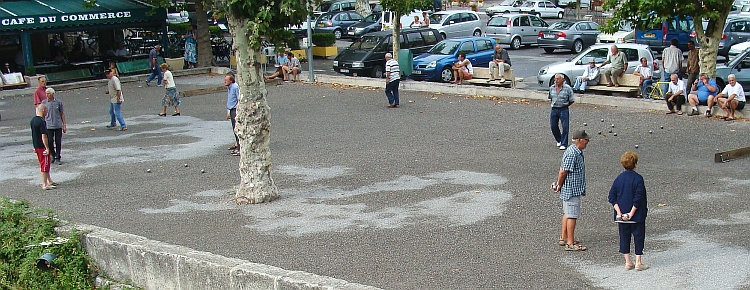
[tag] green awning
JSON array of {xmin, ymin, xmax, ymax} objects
[{"xmin": 0, "ymin": 0, "xmax": 165, "ymax": 32}]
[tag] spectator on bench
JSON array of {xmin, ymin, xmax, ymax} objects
[
  {"xmin": 285, "ymin": 52, "xmax": 301, "ymax": 82},
  {"xmin": 633, "ymin": 57, "xmax": 653, "ymax": 98},
  {"xmin": 687, "ymin": 73, "xmax": 718, "ymax": 116},
  {"xmin": 452, "ymin": 52, "xmax": 473, "ymax": 85},
  {"xmin": 264, "ymin": 51, "xmax": 289, "ymax": 81},
  {"xmin": 665, "ymin": 73, "xmax": 685, "ymax": 115},
  {"xmin": 599, "ymin": 45, "xmax": 628, "ymax": 87},
  {"xmin": 716, "ymin": 74, "xmax": 746, "ymax": 121},
  {"xmin": 573, "ymin": 58, "xmax": 599, "ymax": 93},
  {"xmin": 488, "ymin": 44, "xmax": 511, "ymax": 83}
]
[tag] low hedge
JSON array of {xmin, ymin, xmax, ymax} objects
[{"xmin": 312, "ymin": 33, "xmax": 336, "ymax": 47}]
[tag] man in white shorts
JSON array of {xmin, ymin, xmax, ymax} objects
[{"xmin": 716, "ymin": 74, "xmax": 746, "ymax": 121}]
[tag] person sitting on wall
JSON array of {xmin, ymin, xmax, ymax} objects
[
  {"xmin": 452, "ymin": 52, "xmax": 473, "ymax": 85},
  {"xmin": 715, "ymin": 74, "xmax": 746, "ymax": 121},
  {"xmin": 633, "ymin": 57, "xmax": 653, "ymax": 98},
  {"xmin": 114, "ymin": 42, "xmax": 130, "ymax": 57},
  {"xmin": 264, "ymin": 51, "xmax": 289, "ymax": 81},
  {"xmin": 2, "ymin": 62, "xmax": 12, "ymax": 74}
]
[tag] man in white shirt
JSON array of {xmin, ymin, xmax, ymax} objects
[
  {"xmin": 384, "ymin": 53, "xmax": 401, "ymax": 108},
  {"xmin": 661, "ymin": 39, "xmax": 682, "ymax": 93},
  {"xmin": 573, "ymin": 58, "xmax": 599, "ymax": 93},
  {"xmin": 452, "ymin": 52, "xmax": 473, "ymax": 85},
  {"xmin": 716, "ymin": 74, "xmax": 746, "ymax": 120},
  {"xmin": 285, "ymin": 52, "xmax": 301, "ymax": 82},
  {"xmin": 664, "ymin": 73, "xmax": 685, "ymax": 115},
  {"xmin": 633, "ymin": 57, "xmax": 653, "ymax": 98}
]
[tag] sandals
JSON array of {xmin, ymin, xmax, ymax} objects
[
  {"xmin": 230, "ymin": 150, "xmax": 240, "ymax": 156},
  {"xmin": 635, "ymin": 263, "xmax": 649, "ymax": 271},
  {"xmin": 564, "ymin": 243, "xmax": 587, "ymax": 251},
  {"xmin": 228, "ymin": 144, "xmax": 238, "ymax": 150},
  {"xmin": 558, "ymin": 238, "xmax": 580, "ymax": 246},
  {"xmin": 625, "ymin": 263, "xmax": 635, "ymax": 270}
]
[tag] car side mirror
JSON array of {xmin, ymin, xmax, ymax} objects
[{"xmin": 448, "ymin": 21, "xmax": 455, "ymax": 25}]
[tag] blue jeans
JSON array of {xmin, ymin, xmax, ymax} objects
[
  {"xmin": 109, "ymin": 103, "xmax": 126, "ymax": 128},
  {"xmin": 573, "ymin": 77, "xmax": 592, "ymax": 91},
  {"xmin": 641, "ymin": 79, "xmax": 653, "ymax": 98},
  {"xmin": 385, "ymin": 79, "xmax": 400, "ymax": 105},
  {"xmin": 146, "ymin": 66, "xmax": 162, "ymax": 85},
  {"xmin": 550, "ymin": 107, "xmax": 570, "ymax": 147}
]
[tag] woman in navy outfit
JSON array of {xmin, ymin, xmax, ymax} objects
[{"xmin": 608, "ymin": 151, "xmax": 649, "ymax": 271}]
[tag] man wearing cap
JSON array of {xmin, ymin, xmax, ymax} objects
[
  {"xmin": 385, "ymin": 53, "xmax": 400, "ymax": 108},
  {"xmin": 572, "ymin": 59, "xmax": 599, "ymax": 93},
  {"xmin": 145, "ymin": 45, "xmax": 162, "ymax": 87},
  {"xmin": 552, "ymin": 130, "xmax": 590, "ymax": 251}
]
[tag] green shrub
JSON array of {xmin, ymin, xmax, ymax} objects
[
  {"xmin": 208, "ymin": 25, "xmax": 223, "ymax": 37},
  {"xmin": 312, "ymin": 33, "xmax": 336, "ymax": 47},
  {"xmin": 0, "ymin": 198, "xmax": 97, "ymax": 289},
  {"xmin": 280, "ymin": 30, "xmax": 301, "ymax": 50},
  {"xmin": 167, "ymin": 23, "xmax": 191, "ymax": 35}
]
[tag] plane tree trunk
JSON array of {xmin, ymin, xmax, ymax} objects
[{"xmin": 194, "ymin": 0, "xmax": 215, "ymax": 67}]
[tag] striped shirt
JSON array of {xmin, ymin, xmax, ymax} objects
[
  {"xmin": 560, "ymin": 145, "xmax": 586, "ymax": 201},
  {"xmin": 549, "ymin": 83, "xmax": 575, "ymax": 108},
  {"xmin": 386, "ymin": 58, "xmax": 400, "ymax": 83}
]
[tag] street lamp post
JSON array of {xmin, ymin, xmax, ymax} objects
[{"xmin": 306, "ymin": 1, "xmax": 314, "ymax": 82}]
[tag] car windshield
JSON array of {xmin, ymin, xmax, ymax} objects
[
  {"xmin": 521, "ymin": 2, "xmax": 535, "ymax": 7},
  {"xmin": 348, "ymin": 35, "xmax": 381, "ymax": 51},
  {"xmin": 499, "ymin": 0, "xmax": 515, "ymax": 5},
  {"xmin": 488, "ymin": 16, "xmax": 509, "ymax": 27},
  {"xmin": 429, "ymin": 14, "xmax": 447, "ymax": 24},
  {"xmin": 318, "ymin": 13, "xmax": 334, "ymax": 21},
  {"xmin": 428, "ymin": 40, "xmax": 460, "ymax": 55},
  {"xmin": 318, "ymin": 2, "xmax": 332, "ymax": 12},
  {"xmin": 549, "ymin": 22, "xmax": 574, "ymax": 30},
  {"xmin": 742, "ymin": 4, "xmax": 750, "ymax": 12},
  {"xmin": 362, "ymin": 13, "xmax": 380, "ymax": 23}
]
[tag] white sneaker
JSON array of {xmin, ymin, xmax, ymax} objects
[
  {"xmin": 559, "ymin": 145, "xmax": 566, "ymax": 150},
  {"xmin": 499, "ymin": 78, "xmax": 506, "ymax": 83},
  {"xmin": 556, "ymin": 142, "xmax": 561, "ymax": 147}
]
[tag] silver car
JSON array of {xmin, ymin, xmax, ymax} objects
[
  {"xmin": 537, "ymin": 43, "xmax": 657, "ymax": 87},
  {"xmin": 518, "ymin": 0, "xmax": 565, "ymax": 19},
  {"xmin": 428, "ymin": 10, "xmax": 483, "ymax": 39},
  {"xmin": 485, "ymin": 0, "xmax": 524, "ymax": 16},
  {"xmin": 485, "ymin": 14, "xmax": 548, "ymax": 50},
  {"xmin": 537, "ymin": 20, "xmax": 601, "ymax": 53}
]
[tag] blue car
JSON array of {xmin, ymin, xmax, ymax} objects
[{"xmin": 410, "ymin": 37, "xmax": 498, "ymax": 82}]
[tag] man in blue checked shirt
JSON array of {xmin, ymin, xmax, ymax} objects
[{"xmin": 552, "ymin": 130, "xmax": 590, "ymax": 251}]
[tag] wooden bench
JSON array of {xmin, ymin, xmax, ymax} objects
[
  {"xmin": 464, "ymin": 67, "xmax": 517, "ymax": 88},
  {"xmin": 1, "ymin": 73, "xmax": 27, "ymax": 90},
  {"xmin": 586, "ymin": 73, "xmax": 641, "ymax": 96},
  {"xmin": 116, "ymin": 57, "xmax": 164, "ymax": 75},
  {"xmin": 45, "ymin": 69, "xmax": 94, "ymax": 84}
]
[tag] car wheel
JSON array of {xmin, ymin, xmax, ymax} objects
[
  {"xmin": 558, "ymin": 11, "xmax": 564, "ymax": 19},
  {"xmin": 333, "ymin": 29, "xmax": 343, "ymax": 40},
  {"xmin": 440, "ymin": 66, "xmax": 453, "ymax": 82},
  {"xmin": 511, "ymin": 37, "xmax": 522, "ymax": 50},
  {"xmin": 504, "ymin": 10, "xmax": 510, "ymax": 13},
  {"xmin": 440, "ymin": 32, "xmax": 447, "ymax": 40},
  {"xmin": 535, "ymin": 12, "xmax": 541, "ymax": 17},
  {"xmin": 473, "ymin": 30, "xmax": 482, "ymax": 37},
  {"xmin": 543, "ymin": 47, "xmax": 555, "ymax": 53},
  {"xmin": 716, "ymin": 78, "xmax": 726, "ymax": 92},
  {"xmin": 572, "ymin": 40, "xmax": 583, "ymax": 53},
  {"xmin": 371, "ymin": 65, "xmax": 384, "ymax": 78}
]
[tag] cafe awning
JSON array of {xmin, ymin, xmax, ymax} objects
[{"xmin": 0, "ymin": 0, "xmax": 165, "ymax": 32}]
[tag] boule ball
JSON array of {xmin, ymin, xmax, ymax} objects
[
  {"xmin": 583, "ymin": 122, "xmax": 587, "ymax": 126},
  {"xmin": 201, "ymin": 169, "xmax": 205, "ymax": 173},
  {"xmin": 184, "ymin": 163, "xmax": 189, "ymax": 167},
  {"xmin": 635, "ymin": 144, "xmax": 639, "ymax": 148},
  {"xmin": 649, "ymin": 130, "xmax": 653, "ymax": 134},
  {"xmin": 601, "ymin": 119, "xmax": 604, "ymax": 122},
  {"xmin": 146, "ymin": 169, "xmax": 151, "ymax": 173},
  {"xmin": 614, "ymin": 133, "xmax": 618, "ymax": 136}
]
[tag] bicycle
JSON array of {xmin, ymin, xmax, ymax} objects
[{"xmin": 645, "ymin": 81, "xmax": 670, "ymax": 100}]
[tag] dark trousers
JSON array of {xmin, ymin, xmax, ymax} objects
[
  {"xmin": 550, "ymin": 107, "xmax": 570, "ymax": 147},
  {"xmin": 618, "ymin": 222, "xmax": 645, "ymax": 255},
  {"xmin": 146, "ymin": 65, "xmax": 162, "ymax": 85},
  {"xmin": 47, "ymin": 128, "xmax": 63, "ymax": 159},
  {"xmin": 665, "ymin": 92, "xmax": 686, "ymax": 112},
  {"xmin": 385, "ymin": 79, "xmax": 400, "ymax": 105},
  {"xmin": 230, "ymin": 108, "xmax": 239, "ymax": 148},
  {"xmin": 686, "ymin": 73, "xmax": 698, "ymax": 93}
]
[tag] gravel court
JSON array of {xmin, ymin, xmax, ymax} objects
[{"xmin": 1, "ymin": 75, "xmax": 750, "ymax": 289}]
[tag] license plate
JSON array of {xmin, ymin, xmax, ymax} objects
[
  {"xmin": 544, "ymin": 34, "xmax": 556, "ymax": 39},
  {"xmin": 348, "ymin": 31, "xmax": 355, "ymax": 35},
  {"xmin": 340, "ymin": 69, "xmax": 349, "ymax": 73},
  {"xmin": 644, "ymin": 33, "xmax": 655, "ymax": 38},
  {"xmin": 413, "ymin": 70, "xmax": 421, "ymax": 74},
  {"xmin": 317, "ymin": 23, "xmax": 325, "ymax": 27}
]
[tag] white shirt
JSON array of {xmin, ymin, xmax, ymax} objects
[
  {"xmin": 667, "ymin": 79, "xmax": 685, "ymax": 96},
  {"xmin": 460, "ymin": 59, "xmax": 473, "ymax": 75},
  {"xmin": 163, "ymin": 70, "xmax": 176, "ymax": 88},
  {"xmin": 634, "ymin": 65, "xmax": 651, "ymax": 78},
  {"xmin": 581, "ymin": 66, "xmax": 599, "ymax": 79},
  {"xmin": 386, "ymin": 58, "xmax": 400, "ymax": 83},
  {"xmin": 662, "ymin": 45, "xmax": 683, "ymax": 74},
  {"xmin": 720, "ymin": 82, "xmax": 746, "ymax": 102}
]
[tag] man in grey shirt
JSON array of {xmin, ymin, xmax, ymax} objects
[
  {"xmin": 488, "ymin": 44, "xmax": 511, "ymax": 83},
  {"xmin": 599, "ymin": 45, "xmax": 628, "ymax": 87},
  {"xmin": 41, "ymin": 87, "xmax": 66, "ymax": 164},
  {"xmin": 145, "ymin": 45, "xmax": 162, "ymax": 87}
]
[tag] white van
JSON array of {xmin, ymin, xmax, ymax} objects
[{"xmin": 381, "ymin": 10, "xmax": 425, "ymax": 30}]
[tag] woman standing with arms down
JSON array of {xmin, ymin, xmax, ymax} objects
[
  {"xmin": 183, "ymin": 24, "xmax": 198, "ymax": 68},
  {"xmin": 608, "ymin": 151, "xmax": 649, "ymax": 271},
  {"xmin": 159, "ymin": 63, "xmax": 180, "ymax": 116}
]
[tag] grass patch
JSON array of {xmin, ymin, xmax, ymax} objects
[{"xmin": 0, "ymin": 197, "xmax": 97, "ymax": 289}]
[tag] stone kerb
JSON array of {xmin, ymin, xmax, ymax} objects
[{"xmin": 61, "ymin": 224, "xmax": 381, "ymax": 290}]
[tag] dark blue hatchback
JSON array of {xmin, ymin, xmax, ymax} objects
[{"xmin": 410, "ymin": 37, "xmax": 498, "ymax": 82}]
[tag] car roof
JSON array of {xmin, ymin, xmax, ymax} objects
[
  {"xmin": 490, "ymin": 13, "xmax": 529, "ymax": 18},
  {"xmin": 588, "ymin": 43, "xmax": 651, "ymax": 50},
  {"xmin": 320, "ymin": 10, "xmax": 358, "ymax": 16},
  {"xmin": 364, "ymin": 28, "xmax": 438, "ymax": 37},
  {"xmin": 434, "ymin": 10, "xmax": 476, "ymax": 15},
  {"xmin": 441, "ymin": 36, "xmax": 494, "ymax": 41}
]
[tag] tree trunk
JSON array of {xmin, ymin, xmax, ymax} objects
[
  {"xmin": 226, "ymin": 11, "xmax": 280, "ymax": 204},
  {"xmin": 694, "ymin": 16, "xmax": 727, "ymax": 79},
  {"xmin": 194, "ymin": 0, "xmax": 215, "ymax": 67},
  {"xmin": 575, "ymin": 0, "xmax": 580, "ymax": 19},
  {"xmin": 355, "ymin": 0, "xmax": 372, "ymax": 17},
  {"xmin": 392, "ymin": 13, "xmax": 401, "ymax": 61}
]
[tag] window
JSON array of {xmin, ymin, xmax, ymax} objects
[
  {"xmin": 576, "ymin": 23, "xmax": 588, "ymax": 31},
  {"xmin": 588, "ymin": 22, "xmax": 598, "ymax": 30},
  {"xmin": 467, "ymin": 13, "xmax": 478, "ymax": 21},
  {"xmin": 406, "ymin": 32, "xmax": 423, "ymax": 48},
  {"xmin": 446, "ymin": 14, "xmax": 460, "ymax": 25},
  {"xmin": 513, "ymin": 17, "xmax": 520, "ymax": 26},
  {"xmin": 730, "ymin": 21, "xmax": 747, "ymax": 33},
  {"xmin": 488, "ymin": 16, "xmax": 509, "ymax": 27},
  {"xmin": 476, "ymin": 40, "xmax": 494, "ymax": 52},
  {"xmin": 578, "ymin": 48, "xmax": 608, "ymax": 64},
  {"xmin": 349, "ymin": 12, "xmax": 362, "ymax": 21},
  {"xmin": 530, "ymin": 16, "xmax": 545, "ymax": 27},
  {"xmin": 520, "ymin": 16, "xmax": 530, "ymax": 27},
  {"xmin": 422, "ymin": 31, "xmax": 439, "ymax": 45},
  {"xmin": 622, "ymin": 48, "xmax": 639, "ymax": 63},
  {"xmin": 679, "ymin": 19, "xmax": 691, "ymax": 32},
  {"xmin": 338, "ymin": 13, "xmax": 349, "ymax": 21},
  {"xmin": 458, "ymin": 41, "xmax": 475, "ymax": 54},
  {"xmin": 375, "ymin": 36, "xmax": 392, "ymax": 52}
]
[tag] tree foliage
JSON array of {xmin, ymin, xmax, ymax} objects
[
  {"xmin": 223, "ymin": 0, "xmax": 311, "ymax": 50},
  {"xmin": 379, "ymin": 0, "xmax": 431, "ymax": 59}
]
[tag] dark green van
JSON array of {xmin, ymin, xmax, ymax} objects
[{"xmin": 333, "ymin": 28, "xmax": 442, "ymax": 78}]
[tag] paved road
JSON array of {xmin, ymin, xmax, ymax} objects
[{"xmin": 2, "ymin": 75, "xmax": 750, "ymax": 289}]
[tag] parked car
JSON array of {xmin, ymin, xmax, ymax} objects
[
  {"xmin": 485, "ymin": 0, "xmax": 524, "ymax": 16},
  {"xmin": 708, "ymin": 17, "xmax": 750, "ymax": 57},
  {"xmin": 557, "ymin": 0, "xmax": 591, "ymax": 9},
  {"xmin": 537, "ymin": 20, "xmax": 601, "ymax": 53},
  {"xmin": 333, "ymin": 28, "xmax": 442, "ymax": 78},
  {"xmin": 728, "ymin": 41, "xmax": 750, "ymax": 61},
  {"xmin": 410, "ymin": 37, "xmax": 497, "ymax": 82},
  {"xmin": 635, "ymin": 16, "xmax": 694, "ymax": 52},
  {"xmin": 314, "ymin": 11, "xmax": 364, "ymax": 39},
  {"xmin": 382, "ymin": 10, "xmax": 425, "ymax": 31},
  {"xmin": 166, "ymin": 11, "xmax": 190, "ymax": 24},
  {"xmin": 716, "ymin": 43, "xmax": 750, "ymax": 91},
  {"xmin": 519, "ymin": 0, "xmax": 565, "ymax": 19},
  {"xmin": 596, "ymin": 22, "xmax": 635, "ymax": 44},
  {"xmin": 485, "ymin": 13, "xmax": 549, "ymax": 49},
  {"xmin": 315, "ymin": 0, "xmax": 357, "ymax": 15},
  {"xmin": 345, "ymin": 13, "xmax": 382, "ymax": 39},
  {"xmin": 537, "ymin": 43, "xmax": 658, "ymax": 87},
  {"xmin": 428, "ymin": 10, "xmax": 484, "ymax": 39}
]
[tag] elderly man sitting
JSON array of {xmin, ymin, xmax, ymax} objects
[
  {"xmin": 488, "ymin": 44, "xmax": 511, "ymax": 83},
  {"xmin": 687, "ymin": 73, "xmax": 718, "ymax": 116},
  {"xmin": 572, "ymin": 58, "xmax": 599, "ymax": 93},
  {"xmin": 598, "ymin": 45, "xmax": 628, "ymax": 87},
  {"xmin": 664, "ymin": 74, "xmax": 686, "ymax": 115},
  {"xmin": 716, "ymin": 74, "xmax": 746, "ymax": 121}
]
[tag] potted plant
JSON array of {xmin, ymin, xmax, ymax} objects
[
  {"xmin": 470, "ymin": 2, "xmax": 478, "ymax": 11},
  {"xmin": 282, "ymin": 30, "xmax": 306, "ymax": 61},
  {"xmin": 164, "ymin": 44, "xmax": 185, "ymax": 70},
  {"xmin": 311, "ymin": 33, "xmax": 337, "ymax": 58}
]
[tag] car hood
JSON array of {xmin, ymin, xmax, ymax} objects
[
  {"xmin": 598, "ymin": 30, "xmax": 634, "ymax": 41},
  {"xmin": 334, "ymin": 49, "xmax": 371, "ymax": 62},
  {"xmin": 413, "ymin": 53, "xmax": 454, "ymax": 65},
  {"xmin": 351, "ymin": 21, "xmax": 377, "ymax": 28}
]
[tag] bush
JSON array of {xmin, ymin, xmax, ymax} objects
[
  {"xmin": 280, "ymin": 30, "xmax": 301, "ymax": 50},
  {"xmin": 167, "ymin": 23, "xmax": 191, "ymax": 35},
  {"xmin": 0, "ymin": 198, "xmax": 97, "ymax": 289},
  {"xmin": 208, "ymin": 25, "xmax": 223, "ymax": 37},
  {"xmin": 312, "ymin": 33, "xmax": 336, "ymax": 47}
]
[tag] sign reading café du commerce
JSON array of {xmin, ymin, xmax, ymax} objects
[{"xmin": 1, "ymin": 11, "xmax": 134, "ymax": 29}]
